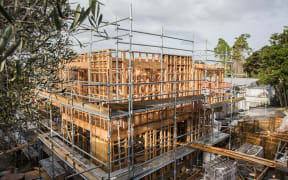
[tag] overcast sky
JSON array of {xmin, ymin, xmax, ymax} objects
[{"xmin": 74, "ymin": 0, "xmax": 288, "ymax": 53}]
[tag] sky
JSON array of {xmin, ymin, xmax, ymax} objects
[{"xmin": 73, "ymin": 0, "xmax": 288, "ymax": 53}]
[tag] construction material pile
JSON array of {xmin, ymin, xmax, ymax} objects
[
  {"xmin": 204, "ymin": 157, "xmax": 237, "ymax": 180},
  {"xmin": 236, "ymin": 143, "xmax": 264, "ymax": 176},
  {"xmin": 236, "ymin": 143, "xmax": 263, "ymax": 157}
]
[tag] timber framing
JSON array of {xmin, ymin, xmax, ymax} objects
[{"xmin": 37, "ymin": 49, "xmax": 243, "ymax": 179}]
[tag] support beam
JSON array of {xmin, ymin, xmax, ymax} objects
[
  {"xmin": 178, "ymin": 142, "xmax": 287, "ymax": 168},
  {"xmin": 256, "ymin": 167, "xmax": 269, "ymax": 180},
  {"xmin": 0, "ymin": 141, "xmax": 37, "ymax": 156}
]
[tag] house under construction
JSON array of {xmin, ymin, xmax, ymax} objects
[
  {"xmin": 33, "ymin": 3, "xmax": 288, "ymax": 180},
  {"xmin": 38, "ymin": 47, "xmax": 240, "ymax": 178}
]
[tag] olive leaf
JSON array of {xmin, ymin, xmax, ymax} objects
[
  {"xmin": 0, "ymin": 25, "xmax": 13, "ymax": 54},
  {"xmin": 89, "ymin": 0, "xmax": 97, "ymax": 17},
  {"xmin": 19, "ymin": 38, "xmax": 23, "ymax": 52},
  {"xmin": 96, "ymin": 2, "xmax": 100, "ymax": 18},
  {"xmin": 56, "ymin": 0, "xmax": 64, "ymax": 18},
  {"xmin": 0, "ymin": 60, "xmax": 5, "ymax": 72},
  {"xmin": 70, "ymin": 4, "xmax": 81, "ymax": 30},
  {"xmin": 43, "ymin": 0, "xmax": 47, "ymax": 15},
  {"xmin": 52, "ymin": 8, "xmax": 62, "ymax": 31},
  {"xmin": 1, "ymin": 39, "xmax": 21, "ymax": 62},
  {"xmin": 97, "ymin": 14, "xmax": 102, "ymax": 26},
  {"xmin": 0, "ymin": 4, "xmax": 13, "ymax": 23},
  {"xmin": 88, "ymin": 16, "xmax": 97, "ymax": 29},
  {"xmin": 78, "ymin": 7, "xmax": 91, "ymax": 25}
]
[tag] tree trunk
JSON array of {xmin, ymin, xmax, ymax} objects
[
  {"xmin": 280, "ymin": 82, "xmax": 288, "ymax": 107},
  {"xmin": 283, "ymin": 84, "xmax": 288, "ymax": 107},
  {"xmin": 275, "ymin": 86, "xmax": 283, "ymax": 107}
]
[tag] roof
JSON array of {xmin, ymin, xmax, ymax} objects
[{"xmin": 224, "ymin": 78, "xmax": 271, "ymax": 88}]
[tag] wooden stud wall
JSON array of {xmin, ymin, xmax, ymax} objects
[
  {"xmin": 52, "ymin": 49, "xmax": 227, "ymax": 172},
  {"xmin": 62, "ymin": 50, "xmax": 224, "ymax": 103}
]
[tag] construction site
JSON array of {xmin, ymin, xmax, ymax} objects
[{"xmin": 1, "ymin": 1, "xmax": 288, "ymax": 180}]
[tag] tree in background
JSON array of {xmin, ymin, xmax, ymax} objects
[
  {"xmin": 244, "ymin": 26, "xmax": 288, "ymax": 107},
  {"xmin": 257, "ymin": 27, "xmax": 288, "ymax": 107},
  {"xmin": 232, "ymin": 34, "xmax": 252, "ymax": 77},
  {"xmin": 243, "ymin": 48, "xmax": 265, "ymax": 77},
  {"xmin": 0, "ymin": 0, "xmax": 103, "ymax": 142},
  {"xmin": 214, "ymin": 38, "xmax": 231, "ymax": 77}
]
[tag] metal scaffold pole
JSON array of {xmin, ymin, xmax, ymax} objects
[
  {"xmin": 115, "ymin": 16, "xmax": 122, "ymax": 170},
  {"xmin": 49, "ymin": 97, "xmax": 55, "ymax": 180},
  {"xmin": 160, "ymin": 25, "xmax": 164, "ymax": 180},
  {"xmin": 88, "ymin": 24, "xmax": 93, "ymax": 163},
  {"xmin": 70, "ymin": 70, "xmax": 75, "ymax": 169},
  {"xmin": 204, "ymin": 40, "xmax": 208, "ymax": 141},
  {"xmin": 173, "ymin": 59, "xmax": 177, "ymax": 180},
  {"xmin": 191, "ymin": 37, "xmax": 195, "ymax": 143},
  {"xmin": 107, "ymin": 49, "xmax": 111, "ymax": 180},
  {"xmin": 229, "ymin": 50, "xmax": 233, "ymax": 150},
  {"xmin": 116, "ymin": 16, "xmax": 120, "ymax": 101},
  {"xmin": 128, "ymin": 2, "xmax": 133, "ymax": 178}
]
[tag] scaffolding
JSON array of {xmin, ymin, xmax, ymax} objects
[{"xmin": 36, "ymin": 2, "xmax": 244, "ymax": 180}]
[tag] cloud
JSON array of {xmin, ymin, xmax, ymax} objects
[{"xmin": 73, "ymin": 0, "xmax": 288, "ymax": 53}]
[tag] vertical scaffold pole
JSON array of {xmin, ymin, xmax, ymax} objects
[
  {"xmin": 190, "ymin": 36, "xmax": 194, "ymax": 142},
  {"xmin": 173, "ymin": 59, "xmax": 177, "ymax": 180},
  {"xmin": 70, "ymin": 70, "xmax": 75, "ymax": 169},
  {"xmin": 116, "ymin": 17, "xmax": 119, "ymax": 100},
  {"xmin": 49, "ymin": 97, "xmax": 55, "ymax": 180},
  {"xmin": 204, "ymin": 40, "xmax": 208, "ymax": 139},
  {"xmin": 229, "ymin": 50, "xmax": 233, "ymax": 150},
  {"xmin": 115, "ymin": 16, "xmax": 122, "ymax": 170},
  {"xmin": 160, "ymin": 25, "xmax": 164, "ymax": 180},
  {"xmin": 88, "ymin": 25, "xmax": 93, "ymax": 163},
  {"xmin": 107, "ymin": 51, "xmax": 111, "ymax": 180},
  {"xmin": 128, "ymin": 2, "xmax": 133, "ymax": 178},
  {"xmin": 224, "ymin": 47, "xmax": 227, "ymax": 78}
]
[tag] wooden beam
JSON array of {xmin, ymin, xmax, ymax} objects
[
  {"xmin": 38, "ymin": 134, "xmax": 102, "ymax": 180},
  {"xmin": 257, "ymin": 132, "xmax": 288, "ymax": 143},
  {"xmin": 107, "ymin": 95, "xmax": 204, "ymax": 111},
  {"xmin": 186, "ymin": 168, "xmax": 201, "ymax": 180},
  {"xmin": 256, "ymin": 167, "xmax": 269, "ymax": 180},
  {"xmin": 38, "ymin": 91, "xmax": 107, "ymax": 114},
  {"xmin": 178, "ymin": 142, "xmax": 287, "ymax": 168},
  {"xmin": 65, "ymin": 62, "xmax": 89, "ymax": 69},
  {"xmin": 0, "ymin": 141, "xmax": 37, "ymax": 156},
  {"xmin": 62, "ymin": 114, "xmax": 109, "ymax": 141}
]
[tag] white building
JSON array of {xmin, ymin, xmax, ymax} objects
[{"xmin": 224, "ymin": 78, "xmax": 274, "ymax": 110}]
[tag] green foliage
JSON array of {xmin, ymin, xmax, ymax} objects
[
  {"xmin": 0, "ymin": 4, "xmax": 13, "ymax": 23},
  {"xmin": 232, "ymin": 34, "xmax": 252, "ymax": 60},
  {"xmin": 0, "ymin": 25, "xmax": 13, "ymax": 54},
  {"xmin": 244, "ymin": 27, "xmax": 288, "ymax": 106},
  {"xmin": 256, "ymin": 28, "xmax": 288, "ymax": 86},
  {"xmin": 214, "ymin": 38, "xmax": 231, "ymax": 63},
  {"xmin": 214, "ymin": 38, "xmax": 231, "ymax": 76},
  {"xmin": 194, "ymin": 60, "xmax": 205, "ymax": 64},
  {"xmin": 0, "ymin": 0, "xmax": 103, "ymax": 133},
  {"xmin": 243, "ymin": 49, "xmax": 264, "ymax": 77}
]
